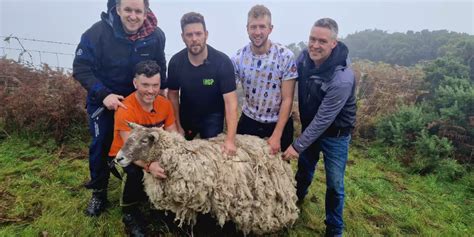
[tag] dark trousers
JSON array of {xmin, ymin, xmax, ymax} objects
[
  {"xmin": 237, "ymin": 113, "xmax": 294, "ymax": 151},
  {"xmin": 121, "ymin": 164, "xmax": 148, "ymax": 206},
  {"xmin": 85, "ymin": 104, "xmax": 113, "ymax": 191},
  {"xmin": 181, "ymin": 112, "xmax": 224, "ymax": 140}
]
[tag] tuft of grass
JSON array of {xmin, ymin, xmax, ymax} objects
[{"xmin": 0, "ymin": 136, "xmax": 472, "ymax": 236}]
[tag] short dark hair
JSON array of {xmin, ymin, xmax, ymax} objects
[
  {"xmin": 314, "ymin": 18, "xmax": 339, "ymax": 39},
  {"xmin": 116, "ymin": 0, "xmax": 150, "ymax": 11},
  {"xmin": 134, "ymin": 60, "xmax": 161, "ymax": 78},
  {"xmin": 180, "ymin": 12, "xmax": 206, "ymax": 32}
]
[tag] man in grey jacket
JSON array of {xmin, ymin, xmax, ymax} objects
[{"xmin": 282, "ymin": 18, "xmax": 356, "ymax": 237}]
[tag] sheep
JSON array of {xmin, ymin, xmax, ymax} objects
[{"xmin": 115, "ymin": 123, "xmax": 299, "ymax": 235}]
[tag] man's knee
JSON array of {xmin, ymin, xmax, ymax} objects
[
  {"xmin": 123, "ymin": 164, "xmax": 144, "ymax": 178},
  {"xmin": 326, "ymin": 173, "xmax": 345, "ymax": 193}
]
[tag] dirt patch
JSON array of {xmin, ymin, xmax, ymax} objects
[
  {"xmin": 56, "ymin": 145, "xmax": 88, "ymax": 160},
  {"xmin": 367, "ymin": 214, "xmax": 393, "ymax": 228},
  {"xmin": 347, "ymin": 160, "xmax": 356, "ymax": 166},
  {"xmin": 310, "ymin": 195, "xmax": 319, "ymax": 203}
]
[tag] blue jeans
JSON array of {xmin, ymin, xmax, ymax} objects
[
  {"xmin": 295, "ymin": 135, "xmax": 351, "ymax": 235},
  {"xmin": 181, "ymin": 112, "xmax": 224, "ymax": 140},
  {"xmin": 85, "ymin": 104, "xmax": 114, "ymax": 191}
]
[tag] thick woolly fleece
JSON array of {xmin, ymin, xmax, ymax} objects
[{"xmin": 117, "ymin": 126, "xmax": 299, "ymax": 235}]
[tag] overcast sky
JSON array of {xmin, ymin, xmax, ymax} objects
[{"xmin": 1, "ymin": 0, "xmax": 473, "ymax": 70}]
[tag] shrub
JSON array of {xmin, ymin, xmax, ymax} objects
[
  {"xmin": 409, "ymin": 130, "xmax": 465, "ymax": 180},
  {"xmin": 375, "ymin": 105, "xmax": 434, "ymax": 147},
  {"xmin": 0, "ymin": 59, "xmax": 87, "ymax": 143},
  {"xmin": 434, "ymin": 77, "xmax": 474, "ymax": 126},
  {"xmin": 425, "ymin": 61, "xmax": 474, "ymax": 165},
  {"xmin": 423, "ymin": 57, "xmax": 470, "ymax": 93},
  {"xmin": 414, "ymin": 130, "xmax": 453, "ymax": 162},
  {"xmin": 435, "ymin": 159, "xmax": 466, "ymax": 181},
  {"xmin": 352, "ymin": 60, "xmax": 425, "ymax": 139}
]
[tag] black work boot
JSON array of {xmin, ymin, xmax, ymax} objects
[
  {"xmin": 122, "ymin": 206, "xmax": 146, "ymax": 237},
  {"xmin": 84, "ymin": 190, "xmax": 108, "ymax": 217}
]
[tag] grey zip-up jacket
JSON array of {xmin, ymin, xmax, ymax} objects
[{"xmin": 292, "ymin": 42, "xmax": 356, "ymax": 153}]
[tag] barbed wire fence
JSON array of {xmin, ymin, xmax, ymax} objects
[
  {"xmin": 1, "ymin": 35, "xmax": 76, "ymax": 72},
  {"xmin": 1, "ymin": 35, "xmax": 174, "ymax": 72}
]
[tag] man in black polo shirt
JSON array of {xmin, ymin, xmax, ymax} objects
[{"xmin": 168, "ymin": 12, "xmax": 238, "ymax": 155}]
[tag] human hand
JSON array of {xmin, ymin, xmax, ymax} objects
[
  {"xmin": 177, "ymin": 126, "xmax": 185, "ymax": 137},
  {"xmin": 222, "ymin": 139, "xmax": 237, "ymax": 156},
  {"xmin": 267, "ymin": 135, "xmax": 281, "ymax": 155},
  {"xmin": 103, "ymin": 94, "xmax": 127, "ymax": 111},
  {"xmin": 282, "ymin": 145, "xmax": 299, "ymax": 161},
  {"xmin": 148, "ymin": 161, "xmax": 167, "ymax": 179}
]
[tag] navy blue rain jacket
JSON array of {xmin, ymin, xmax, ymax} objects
[{"xmin": 73, "ymin": 5, "xmax": 167, "ymax": 106}]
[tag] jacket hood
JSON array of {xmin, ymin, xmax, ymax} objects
[{"xmin": 101, "ymin": 1, "xmax": 116, "ymax": 28}]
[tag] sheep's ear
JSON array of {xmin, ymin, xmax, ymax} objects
[
  {"xmin": 128, "ymin": 122, "xmax": 141, "ymax": 129},
  {"xmin": 150, "ymin": 131, "xmax": 160, "ymax": 142}
]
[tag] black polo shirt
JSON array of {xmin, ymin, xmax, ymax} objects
[{"xmin": 167, "ymin": 45, "xmax": 236, "ymax": 118}]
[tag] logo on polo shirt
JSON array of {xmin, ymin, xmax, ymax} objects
[{"xmin": 203, "ymin": 78, "xmax": 214, "ymax": 86}]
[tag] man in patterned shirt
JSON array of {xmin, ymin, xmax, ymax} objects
[{"xmin": 231, "ymin": 4, "xmax": 298, "ymax": 155}]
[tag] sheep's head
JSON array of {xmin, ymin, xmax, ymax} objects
[{"xmin": 115, "ymin": 122, "xmax": 162, "ymax": 167}]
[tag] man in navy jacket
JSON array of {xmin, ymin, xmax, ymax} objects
[
  {"xmin": 283, "ymin": 18, "xmax": 356, "ymax": 237},
  {"xmin": 73, "ymin": 0, "xmax": 166, "ymax": 219}
]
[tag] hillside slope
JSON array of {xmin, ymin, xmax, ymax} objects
[{"xmin": 0, "ymin": 137, "xmax": 471, "ymax": 236}]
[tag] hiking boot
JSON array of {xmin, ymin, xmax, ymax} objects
[
  {"xmin": 122, "ymin": 212, "xmax": 147, "ymax": 237},
  {"xmin": 84, "ymin": 190, "xmax": 108, "ymax": 217}
]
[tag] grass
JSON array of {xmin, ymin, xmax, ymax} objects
[{"xmin": 0, "ymin": 135, "xmax": 472, "ymax": 236}]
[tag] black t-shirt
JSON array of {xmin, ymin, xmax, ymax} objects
[{"xmin": 167, "ymin": 45, "xmax": 236, "ymax": 118}]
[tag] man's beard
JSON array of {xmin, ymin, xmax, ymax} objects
[{"xmin": 188, "ymin": 43, "xmax": 205, "ymax": 56}]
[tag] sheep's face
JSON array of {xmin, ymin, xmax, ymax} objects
[{"xmin": 115, "ymin": 123, "xmax": 161, "ymax": 167}]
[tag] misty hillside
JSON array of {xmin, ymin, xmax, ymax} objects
[
  {"xmin": 287, "ymin": 29, "xmax": 474, "ymax": 68},
  {"xmin": 0, "ymin": 29, "xmax": 473, "ymax": 236}
]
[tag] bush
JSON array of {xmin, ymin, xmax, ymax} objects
[
  {"xmin": 434, "ymin": 77, "xmax": 474, "ymax": 126},
  {"xmin": 0, "ymin": 59, "xmax": 87, "ymax": 143},
  {"xmin": 435, "ymin": 159, "xmax": 466, "ymax": 181},
  {"xmin": 351, "ymin": 60, "xmax": 425, "ymax": 139},
  {"xmin": 375, "ymin": 105, "xmax": 434, "ymax": 147},
  {"xmin": 423, "ymin": 57, "xmax": 470, "ymax": 93},
  {"xmin": 408, "ymin": 130, "xmax": 465, "ymax": 180},
  {"xmin": 414, "ymin": 130, "xmax": 453, "ymax": 162},
  {"xmin": 424, "ymin": 59, "xmax": 473, "ymax": 164}
]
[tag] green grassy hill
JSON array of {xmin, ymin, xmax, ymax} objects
[{"xmin": 0, "ymin": 136, "xmax": 472, "ymax": 236}]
